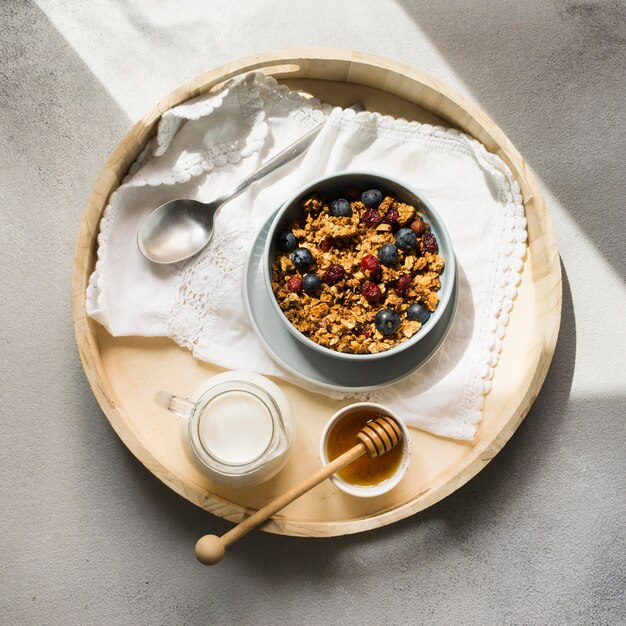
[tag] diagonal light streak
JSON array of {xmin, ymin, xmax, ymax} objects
[{"xmin": 36, "ymin": 0, "xmax": 625, "ymax": 397}]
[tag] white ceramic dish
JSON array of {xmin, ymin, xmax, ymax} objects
[
  {"xmin": 263, "ymin": 171, "xmax": 457, "ymax": 362},
  {"xmin": 319, "ymin": 402, "xmax": 412, "ymax": 498},
  {"xmin": 243, "ymin": 210, "xmax": 459, "ymax": 393}
]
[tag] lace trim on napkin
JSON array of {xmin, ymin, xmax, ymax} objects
[
  {"xmin": 86, "ymin": 72, "xmax": 327, "ymax": 322},
  {"xmin": 168, "ymin": 221, "xmax": 256, "ymax": 351},
  {"xmin": 164, "ymin": 78, "xmax": 329, "ymax": 351}
]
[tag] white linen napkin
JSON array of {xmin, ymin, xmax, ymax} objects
[{"xmin": 87, "ymin": 72, "xmax": 526, "ymax": 440}]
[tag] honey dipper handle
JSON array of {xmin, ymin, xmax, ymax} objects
[{"xmin": 195, "ymin": 442, "xmax": 367, "ymax": 565}]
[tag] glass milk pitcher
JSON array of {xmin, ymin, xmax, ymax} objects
[{"xmin": 156, "ymin": 371, "xmax": 295, "ymax": 489}]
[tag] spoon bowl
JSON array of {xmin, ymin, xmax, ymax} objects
[{"xmin": 137, "ymin": 199, "xmax": 217, "ymax": 264}]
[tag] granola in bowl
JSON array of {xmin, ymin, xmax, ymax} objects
[{"xmin": 270, "ymin": 184, "xmax": 446, "ymax": 355}]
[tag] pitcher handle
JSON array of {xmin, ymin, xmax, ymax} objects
[{"xmin": 155, "ymin": 391, "xmax": 194, "ymax": 419}]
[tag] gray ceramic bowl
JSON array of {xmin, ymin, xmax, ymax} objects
[{"xmin": 263, "ymin": 171, "xmax": 456, "ymax": 362}]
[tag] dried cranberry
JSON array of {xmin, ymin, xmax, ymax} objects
[
  {"xmin": 322, "ymin": 264, "xmax": 345, "ymax": 285},
  {"xmin": 384, "ymin": 208, "xmax": 400, "ymax": 228},
  {"xmin": 395, "ymin": 274, "xmax": 412, "ymax": 296},
  {"xmin": 287, "ymin": 276, "xmax": 302, "ymax": 293},
  {"xmin": 360, "ymin": 254, "xmax": 380, "ymax": 273},
  {"xmin": 319, "ymin": 237, "xmax": 333, "ymax": 252},
  {"xmin": 361, "ymin": 281, "xmax": 382, "ymax": 303},
  {"xmin": 423, "ymin": 232, "xmax": 438, "ymax": 253},
  {"xmin": 362, "ymin": 208, "xmax": 382, "ymax": 227},
  {"xmin": 370, "ymin": 267, "xmax": 383, "ymax": 283}
]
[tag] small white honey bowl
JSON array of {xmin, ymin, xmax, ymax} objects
[{"xmin": 319, "ymin": 402, "xmax": 411, "ymax": 498}]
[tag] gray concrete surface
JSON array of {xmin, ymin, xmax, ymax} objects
[{"xmin": 1, "ymin": 1, "xmax": 624, "ymax": 624}]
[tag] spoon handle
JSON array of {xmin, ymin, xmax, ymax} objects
[
  {"xmin": 214, "ymin": 121, "xmax": 325, "ymax": 206},
  {"xmin": 215, "ymin": 102, "xmax": 364, "ymax": 207}
]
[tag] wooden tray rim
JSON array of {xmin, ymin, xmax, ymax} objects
[{"xmin": 71, "ymin": 49, "xmax": 562, "ymax": 537}]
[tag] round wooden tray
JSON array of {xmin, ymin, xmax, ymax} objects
[{"xmin": 72, "ymin": 49, "xmax": 561, "ymax": 537}]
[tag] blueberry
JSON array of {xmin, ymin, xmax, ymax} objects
[
  {"xmin": 407, "ymin": 303, "xmax": 431, "ymax": 324},
  {"xmin": 361, "ymin": 189, "xmax": 383, "ymax": 208},
  {"xmin": 395, "ymin": 228, "xmax": 417, "ymax": 251},
  {"xmin": 375, "ymin": 309, "xmax": 400, "ymax": 336},
  {"xmin": 378, "ymin": 243, "xmax": 398, "ymax": 267},
  {"xmin": 290, "ymin": 247, "xmax": 314, "ymax": 271},
  {"xmin": 277, "ymin": 229, "xmax": 297, "ymax": 252},
  {"xmin": 329, "ymin": 198, "xmax": 352, "ymax": 217},
  {"xmin": 302, "ymin": 273, "xmax": 322, "ymax": 293}
]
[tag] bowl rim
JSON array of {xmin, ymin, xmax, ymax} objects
[
  {"xmin": 318, "ymin": 402, "xmax": 412, "ymax": 498},
  {"xmin": 263, "ymin": 170, "xmax": 457, "ymax": 361}
]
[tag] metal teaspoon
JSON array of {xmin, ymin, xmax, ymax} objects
[{"xmin": 137, "ymin": 103, "xmax": 364, "ymax": 264}]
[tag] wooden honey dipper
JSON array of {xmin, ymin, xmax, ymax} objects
[{"xmin": 195, "ymin": 415, "xmax": 403, "ymax": 565}]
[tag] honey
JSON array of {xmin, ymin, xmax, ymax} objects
[{"xmin": 326, "ymin": 412, "xmax": 404, "ymax": 486}]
